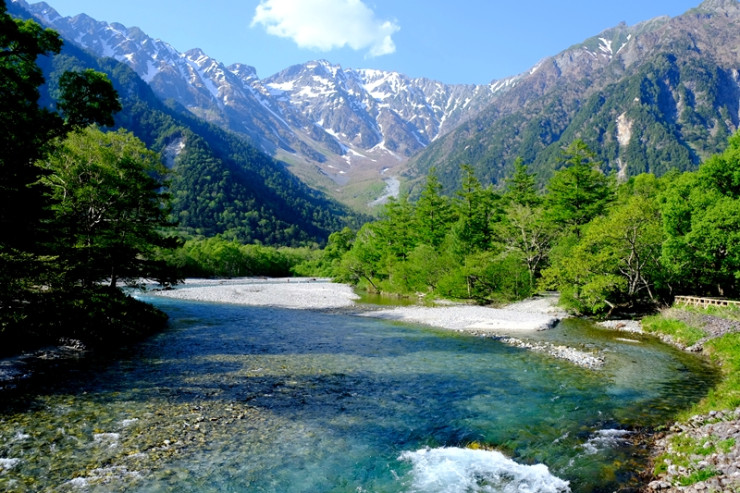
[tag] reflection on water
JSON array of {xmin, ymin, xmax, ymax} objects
[{"xmin": 0, "ymin": 298, "xmax": 717, "ymax": 492}]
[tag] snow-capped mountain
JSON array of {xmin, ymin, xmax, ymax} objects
[
  {"xmin": 20, "ymin": 0, "xmax": 507, "ymax": 191},
  {"xmin": 263, "ymin": 61, "xmax": 500, "ymax": 156},
  {"xmin": 22, "ymin": 0, "xmax": 738, "ymax": 205}
]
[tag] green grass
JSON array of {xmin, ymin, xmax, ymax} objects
[
  {"xmin": 692, "ymin": 333, "xmax": 740, "ymax": 416},
  {"xmin": 678, "ymin": 468, "xmax": 719, "ymax": 486},
  {"xmin": 653, "ymin": 434, "xmax": 728, "ymax": 485},
  {"xmin": 642, "ymin": 314, "xmax": 707, "ymax": 347},
  {"xmin": 644, "ymin": 309, "xmax": 740, "ymax": 418},
  {"xmin": 718, "ymin": 437, "xmax": 736, "ymax": 453},
  {"xmin": 647, "ymin": 306, "xmax": 740, "ymax": 487}
]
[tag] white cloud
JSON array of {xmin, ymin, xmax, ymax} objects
[{"xmin": 251, "ymin": 0, "xmax": 399, "ymax": 57}]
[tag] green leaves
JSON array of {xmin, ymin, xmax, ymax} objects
[
  {"xmin": 545, "ymin": 140, "xmax": 614, "ymax": 232},
  {"xmin": 543, "ymin": 187, "xmax": 665, "ymax": 315},
  {"xmin": 415, "ymin": 169, "xmax": 452, "ymax": 248},
  {"xmin": 661, "ymin": 134, "xmax": 740, "ymax": 296},
  {"xmin": 57, "ymin": 69, "xmax": 122, "ymax": 129},
  {"xmin": 0, "ymin": 3, "xmax": 63, "ymax": 251},
  {"xmin": 0, "ymin": 1, "xmax": 173, "ymax": 353},
  {"xmin": 41, "ymin": 127, "xmax": 175, "ymax": 288},
  {"xmin": 331, "ymin": 132, "xmax": 740, "ymax": 311}
]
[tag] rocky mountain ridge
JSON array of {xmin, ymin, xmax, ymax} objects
[
  {"xmin": 16, "ymin": 0, "xmax": 740, "ymax": 202},
  {"xmin": 408, "ymin": 0, "xmax": 740, "ymax": 191},
  {"xmin": 18, "ymin": 0, "xmax": 512, "ymax": 204}
]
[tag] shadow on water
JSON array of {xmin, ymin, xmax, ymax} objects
[{"xmin": 0, "ymin": 298, "xmax": 719, "ymax": 492}]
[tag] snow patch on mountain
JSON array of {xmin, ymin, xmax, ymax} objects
[{"xmin": 599, "ymin": 37, "xmax": 613, "ymax": 56}]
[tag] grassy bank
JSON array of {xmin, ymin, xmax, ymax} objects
[
  {"xmin": 641, "ymin": 304, "xmax": 740, "ymax": 489},
  {"xmin": 643, "ymin": 305, "xmax": 740, "ymax": 418}
]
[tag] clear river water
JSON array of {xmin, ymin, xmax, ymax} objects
[{"xmin": 0, "ymin": 296, "xmax": 718, "ymax": 492}]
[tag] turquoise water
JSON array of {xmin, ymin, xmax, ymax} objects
[{"xmin": 0, "ymin": 298, "xmax": 717, "ymax": 492}]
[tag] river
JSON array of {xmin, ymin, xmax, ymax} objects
[{"xmin": 0, "ymin": 297, "xmax": 717, "ymax": 492}]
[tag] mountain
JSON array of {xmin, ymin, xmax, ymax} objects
[
  {"xmin": 407, "ymin": 0, "xmax": 740, "ymax": 192},
  {"xmin": 8, "ymin": 0, "xmax": 359, "ymax": 246},
  {"xmin": 20, "ymin": 0, "xmax": 509, "ymax": 206},
  {"xmin": 18, "ymin": 0, "xmax": 740, "ymax": 203}
]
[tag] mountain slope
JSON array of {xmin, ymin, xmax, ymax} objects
[
  {"xmin": 408, "ymin": 0, "xmax": 740, "ymax": 192},
  {"xmin": 20, "ymin": 0, "xmax": 740, "ymax": 203},
  {"xmin": 8, "ymin": 1, "xmax": 358, "ymax": 246},
  {"xmin": 20, "ymin": 0, "xmax": 510, "ymax": 205}
]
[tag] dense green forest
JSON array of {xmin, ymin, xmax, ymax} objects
[
  {"xmin": 313, "ymin": 136, "xmax": 740, "ymax": 316},
  {"xmin": 0, "ymin": 2, "xmax": 178, "ymax": 354}
]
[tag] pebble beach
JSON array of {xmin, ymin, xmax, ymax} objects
[
  {"xmin": 148, "ymin": 277, "xmax": 561, "ymax": 332},
  {"xmin": 146, "ymin": 278, "xmax": 610, "ymax": 369}
]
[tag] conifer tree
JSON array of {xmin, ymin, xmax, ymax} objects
[
  {"xmin": 545, "ymin": 140, "xmax": 614, "ymax": 234},
  {"xmin": 505, "ymin": 158, "xmax": 540, "ymax": 208},
  {"xmin": 414, "ymin": 168, "xmax": 453, "ymax": 248},
  {"xmin": 454, "ymin": 164, "xmax": 499, "ymax": 253}
]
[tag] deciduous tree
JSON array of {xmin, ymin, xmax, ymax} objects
[
  {"xmin": 662, "ymin": 134, "xmax": 740, "ymax": 296},
  {"xmin": 57, "ymin": 68, "xmax": 121, "ymax": 128},
  {"xmin": 42, "ymin": 127, "xmax": 177, "ymax": 288}
]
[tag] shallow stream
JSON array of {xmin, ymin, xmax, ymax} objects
[{"xmin": 0, "ymin": 297, "xmax": 717, "ymax": 492}]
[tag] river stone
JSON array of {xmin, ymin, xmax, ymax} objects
[{"xmin": 648, "ymin": 480, "xmax": 672, "ymax": 489}]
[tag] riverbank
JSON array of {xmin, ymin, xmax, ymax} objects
[
  {"xmin": 146, "ymin": 279, "xmax": 617, "ymax": 369},
  {"xmin": 147, "ymin": 278, "xmax": 562, "ymax": 331},
  {"xmin": 145, "ymin": 278, "xmax": 360, "ymax": 310},
  {"xmin": 642, "ymin": 306, "xmax": 740, "ymax": 492},
  {"xmin": 0, "ymin": 288, "xmax": 168, "ymax": 391}
]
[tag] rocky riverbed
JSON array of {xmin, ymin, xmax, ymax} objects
[
  {"xmin": 647, "ymin": 409, "xmax": 740, "ymax": 492},
  {"xmin": 150, "ymin": 281, "xmax": 611, "ymax": 369}
]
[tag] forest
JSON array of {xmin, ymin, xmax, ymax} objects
[
  {"xmin": 0, "ymin": 2, "xmax": 174, "ymax": 354},
  {"xmin": 177, "ymin": 131, "xmax": 740, "ymax": 319},
  {"xmin": 305, "ymin": 137, "xmax": 740, "ymax": 317}
]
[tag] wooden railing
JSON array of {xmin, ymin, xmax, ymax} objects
[{"xmin": 674, "ymin": 296, "xmax": 740, "ymax": 308}]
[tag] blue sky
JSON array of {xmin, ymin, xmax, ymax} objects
[{"xmin": 43, "ymin": 0, "xmax": 703, "ymax": 84}]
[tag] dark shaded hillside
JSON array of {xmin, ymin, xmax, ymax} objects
[
  {"xmin": 10, "ymin": 2, "xmax": 359, "ymax": 246},
  {"xmin": 408, "ymin": 0, "xmax": 740, "ymax": 192},
  {"xmin": 97, "ymin": 57, "xmax": 359, "ymax": 245}
]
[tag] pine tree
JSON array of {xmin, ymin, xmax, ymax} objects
[
  {"xmin": 505, "ymin": 158, "xmax": 540, "ymax": 207},
  {"xmin": 454, "ymin": 164, "xmax": 500, "ymax": 253},
  {"xmin": 414, "ymin": 168, "xmax": 453, "ymax": 248},
  {"xmin": 545, "ymin": 140, "xmax": 614, "ymax": 234}
]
